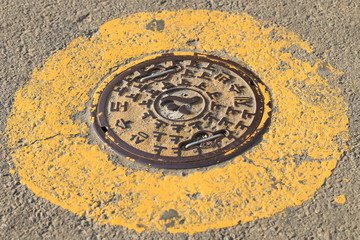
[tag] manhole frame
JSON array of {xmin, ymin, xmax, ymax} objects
[{"xmin": 91, "ymin": 52, "xmax": 272, "ymax": 169}]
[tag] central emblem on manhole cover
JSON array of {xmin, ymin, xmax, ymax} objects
[
  {"xmin": 92, "ymin": 52, "xmax": 271, "ymax": 168},
  {"xmin": 154, "ymin": 88, "xmax": 207, "ymax": 121}
]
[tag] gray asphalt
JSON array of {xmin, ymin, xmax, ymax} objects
[{"xmin": 0, "ymin": 0, "xmax": 359, "ymax": 239}]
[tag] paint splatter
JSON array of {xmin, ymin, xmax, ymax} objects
[{"xmin": 334, "ymin": 195, "xmax": 347, "ymax": 204}]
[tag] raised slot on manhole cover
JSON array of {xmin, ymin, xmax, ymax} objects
[{"xmin": 92, "ymin": 52, "xmax": 271, "ymax": 169}]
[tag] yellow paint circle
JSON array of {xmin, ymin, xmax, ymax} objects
[{"xmin": 6, "ymin": 10, "xmax": 348, "ymax": 234}]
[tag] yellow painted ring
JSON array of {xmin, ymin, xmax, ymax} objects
[{"xmin": 7, "ymin": 10, "xmax": 348, "ymax": 234}]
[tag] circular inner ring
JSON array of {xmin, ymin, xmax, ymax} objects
[
  {"xmin": 92, "ymin": 52, "xmax": 271, "ymax": 169},
  {"xmin": 154, "ymin": 88, "xmax": 208, "ymax": 121}
]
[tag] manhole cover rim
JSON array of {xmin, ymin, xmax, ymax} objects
[{"xmin": 91, "ymin": 52, "xmax": 272, "ymax": 169}]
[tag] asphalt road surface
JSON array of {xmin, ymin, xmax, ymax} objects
[{"xmin": 0, "ymin": 0, "xmax": 359, "ymax": 239}]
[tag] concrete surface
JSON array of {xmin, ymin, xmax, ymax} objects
[{"xmin": 0, "ymin": 0, "xmax": 359, "ymax": 239}]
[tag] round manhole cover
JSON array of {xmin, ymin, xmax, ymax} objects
[{"xmin": 92, "ymin": 52, "xmax": 271, "ymax": 168}]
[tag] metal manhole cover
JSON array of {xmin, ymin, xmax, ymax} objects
[{"xmin": 92, "ymin": 52, "xmax": 271, "ymax": 168}]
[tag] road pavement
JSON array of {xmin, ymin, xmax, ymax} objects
[{"xmin": 0, "ymin": 0, "xmax": 359, "ymax": 239}]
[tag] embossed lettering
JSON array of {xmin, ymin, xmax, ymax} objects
[
  {"xmin": 154, "ymin": 119, "xmax": 169, "ymax": 129},
  {"xmin": 113, "ymin": 86, "xmax": 128, "ymax": 96},
  {"xmin": 214, "ymin": 72, "xmax": 234, "ymax": 84},
  {"xmin": 110, "ymin": 102, "xmax": 128, "ymax": 112},
  {"xmin": 225, "ymin": 106, "xmax": 242, "ymax": 115},
  {"xmin": 206, "ymin": 91, "xmax": 221, "ymax": 99},
  {"xmin": 230, "ymin": 84, "xmax": 246, "ymax": 94},
  {"xmin": 218, "ymin": 117, "xmax": 234, "ymax": 127},
  {"xmin": 153, "ymin": 145, "xmax": 167, "ymax": 155},
  {"xmin": 203, "ymin": 112, "xmax": 219, "ymax": 123},
  {"xmin": 198, "ymin": 71, "xmax": 212, "ymax": 81},
  {"xmin": 146, "ymin": 89, "xmax": 162, "ymax": 98},
  {"xmin": 241, "ymin": 109, "xmax": 256, "ymax": 119},
  {"xmin": 169, "ymin": 135, "xmax": 183, "ymax": 144},
  {"xmin": 171, "ymin": 147, "xmax": 182, "ymax": 156},
  {"xmin": 115, "ymin": 119, "xmax": 132, "ymax": 129},
  {"xmin": 203, "ymin": 63, "xmax": 216, "ymax": 72},
  {"xmin": 153, "ymin": 131, "xmax": 167, "ymax": 141},
  {"xmin": 234, "ymin": 97, "xmax": 253, "ymax": 107},
  {"xmin": 133, "ymin": 83, "xmax": 149, "ymax": 92},
  {"xmin": 211, "ymin": 101, "xmax": 226, "ymax": 111},
  {"xmin": 186, "ymin": 60, "xmax": 202, "ymax": 69},
  {"xmin": 181, "ymin": 69, "xmax": 196, "ymax": 78},
  {"xmin": 125, "ymin": 93, "xmax": 141, "ymax": 102},
  {"xmin": 178, "ymin": 79, "xmax": 192, "ymax": 87},
  {"xmin": 226, "ymin": 130, "xmax": 237, "ymax": 140},
  {"xmin": 142, "ymin": 110, "xmax": 156, "ymax": 119},
  {"xmin": 194, "ymin": 82, "xmax": 207, "ymax": 90},
  {"xmin": 188, "ymin": 121, "xmax": 203, "ymax": 130},
  {"xmin": 138, "ymin": 99, "xmax": 153, "ymax": 108},
  {"xmin": 234, "ymin": 120, "xmax": 249, "ymax": 130},
  {"xmin": 162, "ymin": 82, "xmax": 176, "ymax": 89},
  {"xmin": 130, "ymin": 131, "xmax": 149, "ymax": 144},
  {"xmin": 171, "ymin": 124, "xmax": 185, "ymax": 133}
]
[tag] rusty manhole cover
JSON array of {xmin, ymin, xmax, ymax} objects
[{"xmin": 92, "ymin": 53, "xmax": 271, "ymax": 168}]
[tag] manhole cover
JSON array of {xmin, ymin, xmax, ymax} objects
[{"xmin": 92, "ymin": 53, "xmax": 271, "ymax": 168}]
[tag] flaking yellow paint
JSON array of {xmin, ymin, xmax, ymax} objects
[
  {"xmin": 6, "ymin": 10, "xmax": 348, "ymax": 234},
  {"xmin": 334, "ymin": 195, "xmax": 347, "ymax": 204}
]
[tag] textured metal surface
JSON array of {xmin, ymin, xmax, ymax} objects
[{"xmin": 92, "ymin": 53, "xmax": 270, "ymax": 168}]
